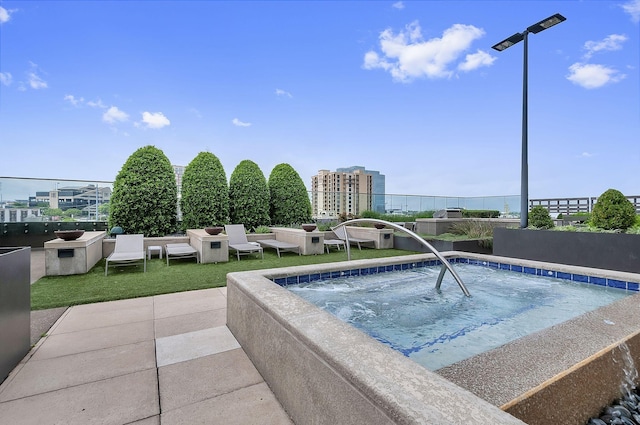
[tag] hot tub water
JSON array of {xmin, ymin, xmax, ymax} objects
[{"xmin": 287, "ymin": 264, "xmax": 630, "ymax": 370}]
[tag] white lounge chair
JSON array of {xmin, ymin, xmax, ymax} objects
[
  {"xmin": 323, "ymin": 238, "xmax": 345, "ymax": 254},
  {"xmin": 331, "ymin": 226, "xmax": 375, "ymax": 250},
  {"xmin": 165, "ymin": 243, "xmax": 199, "ymax": 265},
  {"xmin": 105, "ymin": 234, "xmax": 146, "ymax": 276},
  {"xmin": 257, "ymin": 239, "xmax": 300, "ymax": 257},
  {"xmin": 225, "ymin": 224, "xmax": 264, "ymax": 261}
]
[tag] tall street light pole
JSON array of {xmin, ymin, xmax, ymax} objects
[{"xmin": 492, "ymin": 13, "xmax": 566, "ymax": 228}]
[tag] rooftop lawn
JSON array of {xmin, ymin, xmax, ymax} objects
[{"xmin": 31, "ymin": 248, "xmax": 418, "ymax": 310}]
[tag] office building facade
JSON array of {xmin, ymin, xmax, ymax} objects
[{"xmin": 312, "ymin": 166, "xmax": 384, "ymax": 219}]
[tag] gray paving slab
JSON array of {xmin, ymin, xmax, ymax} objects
[
  {"xmin": 156, "ymin": 326, "xmax": 240, "ymax": 367},
  {"xmin": 153, "ymin": 289, "xmax": 227, "ymax": 319},
  {"xmin": 70, "ymin": 296, "xmax": 153, "ymax": 314},
  {"xmin": 153, "ymin": 287, "xmax": 223, "ymax": 304},
  {"xmin": 0, "ymin": 368, "xmax": 159, "ymax": 425},
  {"xmin": 127, "ymin": 416, "xmax": 160, "ymax": 425},
  {"xmin": 0, "ymin": 340, "xmax": 156, "ymax": 401},
  {"xmin": 31, "ymin": 319, "xmax": 155, "ymax": 361},
  {"xmin": 53, "ymin": 300, "xmax": 153, "ymax": 334},
  {"xmin": 154, "ymin": 308, "xmax": 227, "ymax": 339},
  {"xmin": 1, "ymin": 287, "xmax": 292, "ymax": 424},
  {"xmin": 160, "ymin": 382, "xmax": 293, "ymax": 425},
  {"xmin": 159, "ymin": 348, "xmax": 264, "ymax": 412}
]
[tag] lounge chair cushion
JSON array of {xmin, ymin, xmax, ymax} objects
[
  {"xmin": 105, "ymin": 234, "xmax": 146, "ymax": 276},
  {"xmin": 257, "ymin": 239, "xmax": 300, "ymax": 257},
  {"xmin": 166, "ymin": 243, "xmax": 199, "ymax": 265}
]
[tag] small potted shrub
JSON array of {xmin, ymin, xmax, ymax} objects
[{"xmin": 528, "ymin": 206, "xmax": 554, "ymax": 229}]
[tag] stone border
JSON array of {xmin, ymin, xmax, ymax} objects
[
  {"xmin": 227, "ymin": 253, "xmax": 526, "ymax": 424},
  {"xmin": 227, "ymin": 252, "xmax": 640, "ymax": 425}
]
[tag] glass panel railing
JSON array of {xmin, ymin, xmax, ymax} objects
[
  {"xmin": 1, "ymin": 176, "xmax": 520, "ymax": 225},
  {"xmin": 0, "ymin": 177, "xmax": 113, "ymax": 223},
  {"xmin": 307, "ymin": 190, "xmax": 520, "ymax": 219}
]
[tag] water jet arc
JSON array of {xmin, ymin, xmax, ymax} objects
[{"xmin": 332, "ymin": 218, "xmax": 470, "ymax": 297}]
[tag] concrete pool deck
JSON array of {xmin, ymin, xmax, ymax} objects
[
  {"xmin": 7, "ymin": 250, "xmax": 640, "ymax": 424},
  {"xmin": 0, "ymin": 287, "xmax": 293, "ymax": 425}
]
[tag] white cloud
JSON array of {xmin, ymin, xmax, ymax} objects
[
  {"xmin": 392, "ymin": 2, "xmax": 405, "ymax": 10},
  {"xmin": 583, "ymin": 34, "xmax": 628, "ymax": 59},
  {"xmin": 621, "ymin": 0, "xmax": 640, "ymax": 23},
  {"xmin": 275, "ymin": 88, "xmax": 292, "ymax": 98},
  {"xmin": 458, "ymin": 50, "xmax": 496, "ymax": 72},
  {"xmin": 102, "ymin": 106, "xmax": 129, "ymax": 124},
  {"xmin": 141, "ymin": 111, "xmax": 170, "ymax": 129},
  {"xmin": 0, "ymin": 6, "xmax": 14, "ymax": 24},
  {"xmin": 580, "ymin": 152, "xmax": 594, "ymax": 158},
  {"xmin": 64, "ymin": 94, "xmax": 84, "ymax": 106},
  {"xmin": 25, "ymin": 62, "xmax": 47, "ymax": 89},
  {"xmin": 28, "ymin": 72, "xmax": 47, "ymax": 89},
  {"xmin": 87, "ymin": 98, "xmax": 106, "ymax": 108},
  {"xmin": 232, "ymin": 118, "xmax": 252, "ymax": 127},
  {"xmin": 363, "ymin": 21, "xmax": 490, "ymax": 82},
  {"xmin": 0, "ymin": 72, "xmax": 12, "ymax": 85},
  {"xmin": 566, "ymin": 63, "xmax": 626, "ymax": 89}
]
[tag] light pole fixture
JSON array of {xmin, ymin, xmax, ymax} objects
[{"xmin": 492, "ymin": 13, "xmax": 566, "ymax": 228}]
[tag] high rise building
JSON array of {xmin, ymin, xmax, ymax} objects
[
  {"xmin": 172, "ymin": 165, "xmax": 185, "ymax": 198},
  {"xmin": 311, "ymin": 166, "xmax": 384, "ymax": 219},
  {"xmin": 336, "ymin": 166, "xmax": 385, "ymax": 214},
  {"xmin": 172, "ymin": 165, "xmax": 185, "ymax": 220}
]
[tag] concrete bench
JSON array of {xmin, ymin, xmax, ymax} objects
[
  {"xmin": 257, "ymin": 239, "xmax": 300, "ymax": 258},
  {"xmin": 165, "ymin": 243, "xmax": 199, "ymax": 265}
]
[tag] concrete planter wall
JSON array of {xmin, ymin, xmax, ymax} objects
[
  {"xmin": 394, "ymin": 234, "xmax": 492, "ymax": 255},
  {"xmin": 45, "ymin": 231, "xmax": 106, "ymax": 276},
  {"xmin": 493, "ymin": 228, "xmax": 640, "ymax": 273},
  {"xmin": 0, "ymin": 247, "xmax": 31, "ymax": 384}
]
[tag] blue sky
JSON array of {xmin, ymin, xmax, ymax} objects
[{"xmin": 1, "ymin": 0, "xmax": 638, "ymax": 199}]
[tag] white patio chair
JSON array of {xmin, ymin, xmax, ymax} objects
[
  {"xmin": 105, "ymin": 234, "xmax": 146, "ymax": 276},
  {"xmin": 225, "ymin": 224, "xmax": 264, "ymax": 261},
  {"xmin": 331, "ymin": 226, "xmax": 375, "ymax": 250}
]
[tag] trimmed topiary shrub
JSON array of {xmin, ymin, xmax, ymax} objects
[
  {"xmin": 109, "ymin": 145, "xmax": 177, "ymax": 236},
  {"xmin": 528, "ymin": 205, "xmax": 554, "ymax": 229},
  {"xmin": 229, "ymin": 160, "xmax": 270, "ymax": 231},
  {"xmin": 180, "ymin": 152, "xmax": 229, "ymax": 230},
  {"xmin": 268, "ymin": 163, "xmax": 312, "ymax": 226},
  {"xmin": 591, "ymin": 188, "xmax": 636, "ymax": 231}
]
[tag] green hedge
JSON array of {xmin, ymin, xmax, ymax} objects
[
  {"xmin": 229, "ymin": 160, "xmax": 270, "ymax": 231},
  {"xmin": 109, "ymin": 145, "xmax": 178, "ymax": 236},
  {"xmin": 180, "ymin": 152, "xmax": 229, "ymax": 229},
  {"xmin": 528, "ymin": 205, "xmax": 554, "ymax": 229},
  {"xmin": 591, "ymin": 188, "xmax": 636, "ymax": 231},
  {"xmin": 268, "ymin": 163, "xmax": 312, "ymax": 226}
]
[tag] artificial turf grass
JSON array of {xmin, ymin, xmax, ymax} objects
[{"xmin": 31, "ymin": 248, "xmax": 418, "ymax": 310}]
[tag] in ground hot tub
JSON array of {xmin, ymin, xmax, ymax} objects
[{"xmin": 227, "ymin": 252, "xmax": 640, "ymax": 425}]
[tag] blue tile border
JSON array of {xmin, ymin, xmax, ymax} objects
[{"xmin": 271, "ymin": 257, "xmax": 639, "ymax": 292}]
